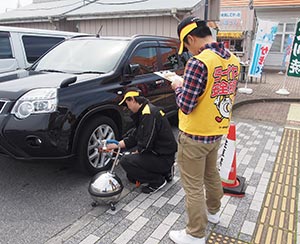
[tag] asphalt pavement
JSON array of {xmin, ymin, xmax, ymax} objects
[{"xmin": 44, "ymin": 71, "xmax": 300, "ymax": 244}]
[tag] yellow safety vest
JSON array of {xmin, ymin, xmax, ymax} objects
[{"xmin": 178, "ymin": 49, "xmax": 240, "ymax": 136}]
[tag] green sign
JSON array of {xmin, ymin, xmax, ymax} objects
[{"xmin": 287, "ymin": 21, "xmax": 300, "ymax": 77}]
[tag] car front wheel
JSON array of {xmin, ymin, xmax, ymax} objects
[{"xmin": 77, "ymin": 116, "xmax": 118, "ymax": 175}]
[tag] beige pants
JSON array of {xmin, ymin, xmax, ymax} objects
[{"xmin": 177, "ymin": 132, "xmax": 224, "ymax": 238}]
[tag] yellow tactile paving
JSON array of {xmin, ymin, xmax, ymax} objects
[
  {"xmin": 252, "ymin": 127, "xmax": 300, "ymax": 244},
  {"xmin": 287, "ymin": 103, "xmax": 300, "ymax": 122},
  {"xmin": 286, "ymin": 103, "xmax": 300, "ymax": 130},
  {"xmin": 207, "ymin": 232, "xmax": 248, "ymax": 244},
  {"xmin": 207, "ymin": 103, "xmax": 300, "ymax": 244}
]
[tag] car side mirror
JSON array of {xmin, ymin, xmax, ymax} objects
[{"xmin": 126, "ymin": 63, "xmax": 140, "ymax": 77}]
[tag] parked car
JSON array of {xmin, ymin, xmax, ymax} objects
[
  {"xmin": 0, "ymin": 25, "xmax": 82, "ymax": 74},
  {"xmin": 0, "ymin": 34, "xmax": 187, "ymax": 175}
]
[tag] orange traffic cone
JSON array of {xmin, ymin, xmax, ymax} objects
[{"xmin": 219, "ymin": 123, "xmax": 247, "ymax": 197}]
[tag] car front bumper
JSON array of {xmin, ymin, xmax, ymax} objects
[{"xmin": 0, "ymin": 109, "xmax": 74, "ymax": 160}]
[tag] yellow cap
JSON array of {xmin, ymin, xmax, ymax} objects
[
  {"xmin": 178, "ymin": 22, "xmax": 197, "ymax": 54},
  {"xmin": 118, "ymin": 91, "xmax": 140, "ymax": 105}
]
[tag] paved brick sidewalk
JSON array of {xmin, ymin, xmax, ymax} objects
[
  {"xmin": 45, "ymin": 71, "xmax": 300, "ymax": 244},
  {"xmin": 46, "ymin": 120, "xmax": 284, "ymax": 244},
  {"xmin": 233, "ymin": 71, "xmax": 300, "ymax": 125}
]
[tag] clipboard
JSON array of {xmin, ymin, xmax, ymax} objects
[{"xmin": 154, "ymin": 70, "xmax": 183, "ymax": 83}]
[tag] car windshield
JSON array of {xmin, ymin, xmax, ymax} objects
[{"xmin": 33, "ymin": 38, "xmax": 129, "ymax": 73}]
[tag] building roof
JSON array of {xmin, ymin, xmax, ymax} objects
[
  {"xmin": 254, "ymin": 0, "xmax": 300, "ymax": 7},
  {"xmin": 221, "ymin": 0, "xmax": 300, "ymax": 7},
  {"xmin": 0, "ymin": 0, "xmax": 85, "ymax": 21},
  {"xmin": 67, "ymin": 0, "xmax": 201, "ymax": 19},
  {"xmin": 221, "ymin": 0, "xmax": 248, "ymax": 7},
  {"xmin": 0, "ymin": 0, "xmax": 201, "ymax": 22}
]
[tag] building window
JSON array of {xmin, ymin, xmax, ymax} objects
[
  {"xmin": 270, "ymin": 34, "xmax": 282, "ymax": 52},
  {"xmin": 233, "ymin": 39, "xmax": 243, "ymax": 52},
  {"xmin": 217, "ymin": 38, "xmax": 244, "ymax": 53},
  {"xmin": 270, "ymin": 23, "xmax": 295, "ymax": 53},
  {"xmin": 286, "ymin": 23, "xmax": 295, "ymax": 32}
]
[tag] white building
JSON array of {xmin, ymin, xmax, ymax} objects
[
  {"xmin": 0, "ymin": 0, "xmax": 219, "ymax": 38},
  {"xmin": 1, "ymin": 0, "xmax": 298, "ymax": 69}
]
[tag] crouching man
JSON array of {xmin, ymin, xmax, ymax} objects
[{"xmin": 105, "ymin": 87, "xmax": 177, "ymax": 194}]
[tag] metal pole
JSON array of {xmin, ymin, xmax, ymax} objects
[{"xmin": 204, "ymin": 0, "xmax": 209, "ymax": 21}]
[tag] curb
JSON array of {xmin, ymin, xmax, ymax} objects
[{"xmin": 233, "ymin": 97, "xmax": 300, "ymax": 110}]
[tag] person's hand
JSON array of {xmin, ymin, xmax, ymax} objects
[
  {"xmin": 171, "ymin": 76, "xmax": 183, "ymax": 90},
  {"xmin": 106, "ymin": 143, "xmax": 119, "ymax": 150},
  {"xmin": 98, "ymin": 143, "xmax": 118, "ymax": 152}
]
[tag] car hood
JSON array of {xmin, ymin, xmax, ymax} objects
[{"xmin": 0, "ymin": 70, "xmax": 100, "ymax": 100}]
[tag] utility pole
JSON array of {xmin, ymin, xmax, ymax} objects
[
  {"xmin": 204, "ymin": 0, "xmax": 220, "ymax": 21},
  {"xmin": 249, "ymin": 0, "xmax": 254, "ymax": 10},
  {"xmin": 204, "ymin": 0, "xmax": 209, "ymax": 20}
]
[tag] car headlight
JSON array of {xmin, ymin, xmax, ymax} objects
[{"xmin": 11, "ymin": 88, "xmax": 57, "ymax": 119}]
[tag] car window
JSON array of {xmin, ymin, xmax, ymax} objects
[
  {"xmin": 129, "ymin": 47, "xmax": 158, "ymax": 75},
  {"xmin": 159, "ymin": 47, "xmax": 180, "ymax": 70},
  {"xmin": 22, "ymin": 35, "xmax": 65, "ymax": 63},
  {"xmin": 180, "ymin": 51, "xmax": 192, "ymax": 66},
  {"xmin": 0, "ymin": 32, "xmax": 13, "ymax": 59}
]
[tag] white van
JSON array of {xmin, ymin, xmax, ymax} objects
[{"xmin": 0, "ymin": 26, "xmax": 81, "ymax": 74}]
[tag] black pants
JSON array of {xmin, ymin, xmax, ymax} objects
[{"xmin": 119, "ymin": 152, "xmax": 174, "ymax": 185}]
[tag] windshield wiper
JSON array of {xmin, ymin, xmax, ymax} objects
[
  {"xmin": 38, "ymin": 69, "xmax": 66, "ymax": 73},
  {"xmin": 74, "ymin": 71, "xmax": 105, "ymax": 75}
]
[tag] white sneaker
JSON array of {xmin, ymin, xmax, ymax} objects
[
  {"xmin": 169, "ymin": 229, "xmax": 205, "ymax": 244},
  {"xmin": 207, "ymin": 210, "xmax": 220, "ymax": 224}
]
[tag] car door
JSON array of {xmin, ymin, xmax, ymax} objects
[
  {"xmin": 123, "ymin": 41, "xmax": 167, "ymax": 109},
  {"xmin": 157, "ymin": 40, "xmax": 185, "ymax": 113}
]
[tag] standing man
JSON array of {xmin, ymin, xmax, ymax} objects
[
  {"xmin": 169, "ymin": 16, "xmax": 240, "ymax": 244},
  {"xmin": 105, "ymin": 87, "xmax": 177, "ymax": 194}
]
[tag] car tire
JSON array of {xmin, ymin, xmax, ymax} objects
[{"xmin": 77, "ymin": 116, "xmax": 119, "ymax": 175}]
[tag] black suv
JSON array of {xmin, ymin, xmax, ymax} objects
[{"xmin": 0, "ymin": 35, "xmax": 186, "ymax": 174}]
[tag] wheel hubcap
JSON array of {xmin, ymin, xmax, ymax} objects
[{"xmin": 88, "ymin": 124, "xmax": 115, "ymax": 169}]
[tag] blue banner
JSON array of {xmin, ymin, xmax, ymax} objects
[{"xmin": 249, "ymin": 19, "xmax": 278, "ymax": 78}]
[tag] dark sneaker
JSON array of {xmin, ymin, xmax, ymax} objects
[
  {"xmin": 164, "ymin": 164, "xmax": 175, "ymax": 182},
  {"xmin": 127, "ymin": 175, "xmax": 136, "ymax": 184},
  {"xmin": 127, "ymin": 175, "xmax": 141, "ymax": 187},
  {"xmin": 141, "ymin": 180, "xmax": 167, "ymax": 194}
]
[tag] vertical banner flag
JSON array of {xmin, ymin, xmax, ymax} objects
[
  {"xmin": 249, "ymin": 19, "xmax": 278, "ymax": 78},
  {"xmin": 287, "ymin": 21, "xmax": 300, "ymax": 77}
]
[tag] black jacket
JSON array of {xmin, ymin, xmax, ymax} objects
[{"xmin": 123, "ymin": 102, "xmax": 177, "ymax": 156}]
